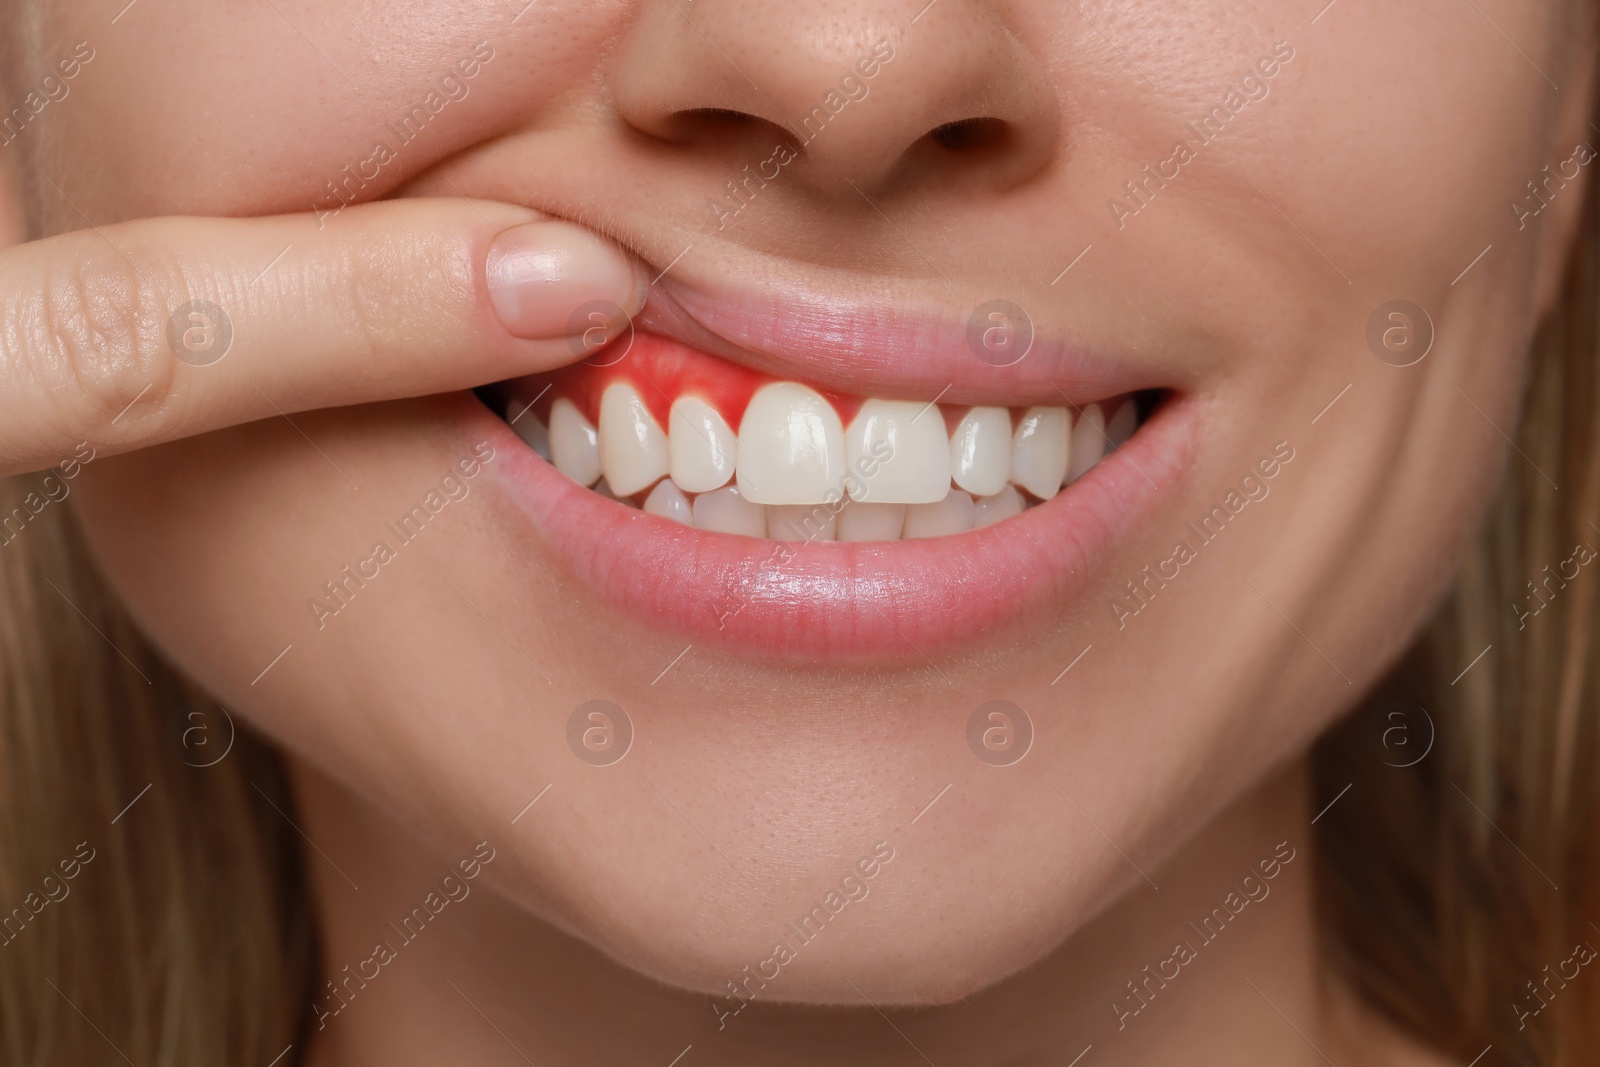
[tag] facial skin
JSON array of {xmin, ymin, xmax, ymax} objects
[{"xmin": 6, "ymin": 0, "xmax": 1593, "ymax": 1062}]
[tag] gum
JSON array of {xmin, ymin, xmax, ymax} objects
[{"xmin": 514, "ymin": 333, "xmax": 864, "ymax": 433}]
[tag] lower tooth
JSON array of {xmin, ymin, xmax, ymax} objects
[
  {"xmin": 904, "ymin": 489, "xmax": 976, "ymax": 539},
  {"xmin": 1065, "ymin": 404, "xmax": 1106, "ymax": 484},
  {"xmin": 1105, "ymin": 399, "xmax": 1137, "ymax": 449},
  {"xmin": 837, "ymin": 501, "xmax": 906, "ymax": 542},
  {"xmin": 550, "ymin": 398, "xmax": 602, "ymax": 487},
  {"xmin": 692, "ymin": 485, "xmax": 766, "ymax": 537},
  {"xmin": 513, "ymin": 412, "xmax": 551, "ymax": 461},
  {"xmin": 643, "ymin": 480, "xmax": 693, "ymax": 526},
  {"xmin": 973, "ymin": 485, "xmax": 1024, "ymax": 528},
  {"xmin": 768, "ymin": 504, "xmax": 838, "ymax": 542}
]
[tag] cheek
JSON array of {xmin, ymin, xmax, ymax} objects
[{"xmin": 33, "ymin": 1, "xmax": 626, "ymax": 223}]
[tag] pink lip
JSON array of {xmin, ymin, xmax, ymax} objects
[
  {"xmin": 479, "ymin": 392, "xmax": 1199, "ymax": 662},
  {"xmin": 643, "ymin": 279, "xmax": 1179, "ymax": 409}
]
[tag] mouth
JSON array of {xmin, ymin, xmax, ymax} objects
[{"xmin": 477, "ymin": 311, "xmax": 1196, "ymax": 662}]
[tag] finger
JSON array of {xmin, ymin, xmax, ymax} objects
[{"xmin": 0, "ymin": 198, "xmax": 646, "ymax": 475}]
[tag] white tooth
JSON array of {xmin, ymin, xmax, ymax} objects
[
  {"xmin": 692, "ymin": 485, "xmax": 766, "ymax": 537},
  {"xmin": 948, "ymin": 406, "xmax": 1011, "ymax": 497},
  {"xmin": 973, "ymin": 485, "xmax": 1025, "ymax": 529},
  {"xmin": 837, "ymin": 501, "xmax": 906, "ymax": 542},
  {"xmin": 903, "ymin": 489, "xmax": 976, "ymax": 539},
  {"xmin": 669, "ymin": 396, "xmax": 737, "ymax": 493},
  {"xmin": 643, "ymin": 479, "xmax": 693, "ymax": 526},
  {"xmin": 593, "ymin": 477, "xmax": 621, "ymax": 502},
  {"xmin": 599, "ymin": 382, "xmax": 670, "ymax": 497},
  {"xmin": 768, "ymin": 504, "xmax": 837, "ymax": 542},
  {"xmin": 549, "ymin": 398, "xmax": 602, "ymax": 487},
  {"xmin": 1105, "ymin": 399, "xmax": 1137, "ymax": 449},
  {"xmin": 736, "ymin": 382, "xmax": 846, "ymax": 505},
  {"xmin": 844, "ymin": 399, "xmax": 951, "ymax": 504},
  {"xmin": 1065, "ymin": 403, "xmax": 1106, "ymax": 484},
  {"xmin": 1011, "ymin": 407, "xmax": 1070, "ymax": 500},
  {"xmin": 512, "ymin": 411, "xmax": 551, "ymax": 461}
]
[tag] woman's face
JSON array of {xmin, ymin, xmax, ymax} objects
[{"xmin": 28, "ymin": 0, "xmax": 1590, "ymax": 1002}]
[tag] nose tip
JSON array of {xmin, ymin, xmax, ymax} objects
[{"xmin": 610, "ymin": 0, "xmax": 1059, "ymax": 197}]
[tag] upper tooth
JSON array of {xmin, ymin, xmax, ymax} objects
[
  {"xmin": 1065, "ymin": 403, "xmax": 1106, "ymax": 484},
  {"xmin": 599, "ymin": 382, "xmax": 669, "ymax": 496},
  {"xmin": 736, "ymin": 382, "xmax": 846, "ymax": 505},
  {"xmin": 692, "ymin": 485, "xmax": 766, "ymax": 537},
  {"xmin": 837, "ymin": 501, "xmax": 906, "ymax": 542},
  {"xmin": 1011, "ymin": 407, "xmax": 1070, "ymax": 500},
  {"xmin": 1105, "ymin": 399, "xmax": 1137, "ymax": 449},
  {"xmin": 949, "ymin": 406, "xmax": 1011, "ymax": 497},
  {"xmin": 768, "ymin": 503, "xmax": 838, "ymax": 541},
  {"xmin": 904, "ymin": 489, "xmax": 976, "ymax": 538},
  {"xmin": 549, "ymin": 398, "xmax": 602, "ymax": 486},
  {"xmin": 973, "ymin": 485, "xmax": 1025, "ymax": 528},
  {"xmin": 844, "ymin": 399, "xmax": 951, "ymax": 504},
  {"xmin": 643, "ymin": 479, "xmax": 693, "ymax": 526},
  {"xmin": 669, "ymin": 396, "xmax": 737, "ymax": 493}
]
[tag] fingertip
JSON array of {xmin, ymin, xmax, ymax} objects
[{"xmin": 486, "ymin": 220, "xmax": 646, "ymax": 341}]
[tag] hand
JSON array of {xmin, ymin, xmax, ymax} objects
[{"xmin": 0, "ymin": 199, "xmax": 644, "ymax": 476}]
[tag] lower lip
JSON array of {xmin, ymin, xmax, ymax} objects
[{"xmin": 480, "ymin": 395, "xmax": 1199, "ymax": 662}]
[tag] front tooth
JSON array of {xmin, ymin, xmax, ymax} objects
[
  {"xmin": 903, "ymin": 489, "xmax": 976, "ymax": 539},
  {"xmin": 768, "ymin": 504, "xmax": 837, "ymax": 542},
  {"xmin": 973, "ymin": 485, "xmax": 1025, "ymax": 528},
  {"xmin": 1011, "ymin": 407, "xmax": 1070, "ymax": 500},
  {"xmin": 1105, "ymin": 399, "xmax": 1137, "ymax": 449},
  {"xmin": 549, "ymin": 398, "xmax": 602, "ymax": 486},
  {"xmin": 599, "ymin": 382, "xmax": 670, "ymax": 497},
  {"xmin": 736, "ymin": 382, "xmax": 846, "ymax": 505},
  {"xmin": 949, "ymin": 406, "xmax": 1011, "ymax": 497},
  {"xmin": 669, "ymin": 396, "xmax": 737, "ymax": 493},
  {"xmin": 643, "ymin": 480, "xmax": 693, "ymax": 526},
  {"xmin": 1065, "ymin": 403, "xmax": 1106, "ymax": 484},
  {"xmin": 844, "ymin": 399, "xmax": 951, "ymax": 504},
  {"xmin": 693, "ymin": 485, "xmax": 766, "ymax": 537},
  {"xmin": 837, "ymin": 501, "xmax": 906, "ymax": 542}
]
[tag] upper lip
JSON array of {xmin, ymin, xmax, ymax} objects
[
  {"xmin": 402, "ymin": 160, "xmax": 1191, "ymax": 406},
  {"xmin": 636, "ymin": 271, "xmax": 1177, "ymax": 408}
]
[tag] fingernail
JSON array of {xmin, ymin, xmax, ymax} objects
[{"xmin": 486, "ymin": 221, "xmax": 645, "ymax": 340}]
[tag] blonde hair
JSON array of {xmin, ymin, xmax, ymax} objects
[
  {"xmin": 0, "ymin": 506, "xmax": 312, "ymax": 1065},
  {"xmin": 1312, "ymin": 176, "xmax": 1600, "ymax": 1062}
]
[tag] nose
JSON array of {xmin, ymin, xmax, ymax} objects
[{"xmin": 609, "ymin": 0, "xmax": 1059, "ymax": 198}]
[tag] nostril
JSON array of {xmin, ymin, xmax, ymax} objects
[
  {"xmin": 658, "ymin": 107, "xmax": 792, "ymax": 150},
  {"xmin": 684, "ymin": 107, "xmax": 755, "ymax": 126},
  {"xmin": 929, "ymin": 117, "xmax": 1009, "ymax": 153}
]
